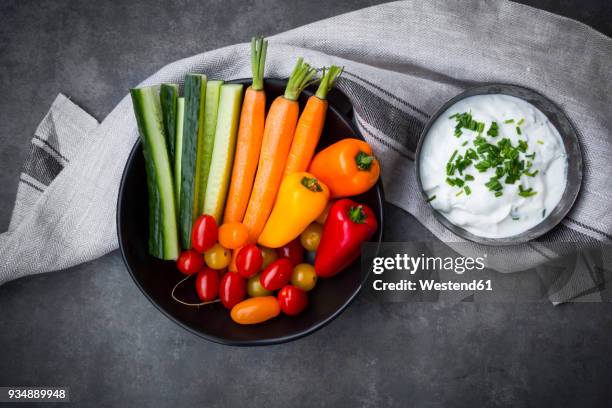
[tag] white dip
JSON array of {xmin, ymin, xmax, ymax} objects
[{"xmin": 419, "ymin": 94, "xmax": 567, "ymax": 239}]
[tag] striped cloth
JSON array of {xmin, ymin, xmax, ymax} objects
[{"xmin": 2, "ymin": 1, "xmax": 611, "ymax": 301}]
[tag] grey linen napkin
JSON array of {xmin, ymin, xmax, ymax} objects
[{"xmin": 1, "ymin": 0, "xmax": 611, "ymax": 302}]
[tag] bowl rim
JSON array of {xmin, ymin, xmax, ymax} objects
[
  {"xmin": 415, "ymin": 83, "xmax": 583, "ymax": 246},
  {"xmin": 117, "ymin": 77, "xmax": 385, "ymax": 346}
]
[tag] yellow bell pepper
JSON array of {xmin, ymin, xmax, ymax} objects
[{"xmin": 258, "ymin": 172, "xmax": 329, "ymax": 248}]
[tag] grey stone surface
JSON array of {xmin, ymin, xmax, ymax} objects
[{"xmin": 0, "ymin": 1, "xmax": 611, "ymax": 407}]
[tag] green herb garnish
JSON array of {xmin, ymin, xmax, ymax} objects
[{"xmin": 487, "ymin": 121, "xmax": 499, "ymax": 137}]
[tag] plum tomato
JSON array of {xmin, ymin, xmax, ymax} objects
[
  {"xmin": 176, "ymin": 249, "xmax": 204, "ymax": 275},
  {"xmin": 204, "ymin": 243, "xmax": 231, "ymax": 270},
  {"xmin": 259, "ymin": 246, "xmax": 278, "ymax": 270},
  {"xmin": 191, "ymin": 214, "xmax": 218, "ymax": 253},
  {"xmin": 230, "ymin": 296, "xmax": 280, "ymax": 325},
  {"xmin": 260, "ymin": 258, "xmax": 293, "ymax": 291},
  {"xmin": 278, "ymin": 285, "xmax": 308, "ymax": 315},
  {"xmin": 291, "ymin": 263, "xmax": 317, "ymax": 291},
  {"xmin": 219, "ymin": 272, "xmax": 246, "ymax": 309},
  {"xmin": 276, "ymin": 239, "xmax": 304, "ymax": 266},
  {"xmin": 195, "ymin": 267, "xmax": 219, "ymax": 302},
  {"xmin": 236, "ymin": 244, "xmax": 263, "ymax": 278},
  {"xmin": 218, "ymin": 222, "xmax": 249, "ymax": 250},
  {"xmin": 300, "ymin": 223, "xmax": 322, "ymax": 252},
  {"xmin": 247, "ymin": 273, "xmax": 272, "ymax": 297}
]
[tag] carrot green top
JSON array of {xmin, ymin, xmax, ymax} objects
[
  {"xmin": 284, "ymin": 58, "xmax": 317, "ymax": 101},
  {"xmin": 315, "ymin": 65, "xmax": 343, "ymax": 100},
  {"xmin": 251, "ymin": 36, "xmax": 268, "ymax": 91}
]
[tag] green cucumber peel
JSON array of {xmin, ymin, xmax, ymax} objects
[
  {"xmin": 160, "ymin": 84, "xmax": 178, "ymax": 164},
  {"xmin": 179, "ymin": 74, "xmax": 207, "ymax": 249},
  {"xmin": 130, "ymin": 86, "xmax": 179, "ymax": 260},
  {"xmin": 174, "ymin": 97, "xmax": 185, "ymax": 207},
  {"xmin": 193, "ymin": 80, "xmax": 223, "ymax": 218},
  {"xmin": 203, "ymin": 84, "xmax": 244, "ymax": 223}
]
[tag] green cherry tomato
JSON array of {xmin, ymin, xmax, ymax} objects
[
  {"xmin": 291, "ymin": 263, "xmax": 317, "ymax": 291},
  {"xmin": 247, "ymin": 273, "xmax": 273, "ymax": 297},
  {"xmin": 300, "ymin": 223, "xmax": 323, "ymax": 252},
  {"xmin": 204, "ymin": 243, "xmax": 231, "ymax": 270},
  {"xmin": 259, "ymin": 246, "xmax": 278, "ymax": 270}
]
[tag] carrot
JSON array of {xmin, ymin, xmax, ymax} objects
[
  {"xmin": 224, "ymin": 37, "xmax": 268, "ymax": 223},
  {"xmin": 242, "ymin": 58, "xmax": 318, "ymax": 243},
  {"xmin": 283, "ymin": 65, "xmax": 343, "ymax": 176}
]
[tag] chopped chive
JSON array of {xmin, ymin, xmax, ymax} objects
[
  {"xmin": 516, "ymin": 126, "xmax": 522, "ymax": 135},
  {"xmin": 537, "ymin": 140, "xmax": 544, "ymax": 144},
  {"xmin": 524, "ymin": 169, "xmax": 539, "ymax": 177},
  {"xmin": 495, "ymin": 191, "xmax": 503, "ymax": 197},
  {"xmin": 517, "ymin": 118, "xmax": 525, "ymax": 126},
  {"xmin": 487, "ymin": 121, "xmax": 499, "ymax": 137},
  {"xmin": 504, "ymin": 119, "xmax": 514, "ymax": 124},
  {"xmin": 462, "ymin": 141, "xmax": 468, "ymax": 146},
  {"xmin": 542, "ymin": 209, "xmax": 546, "ymax": 218},
  {"xmin": 456, "ymin": 190, "xmax": 464, "ymax": 197},
  {"xmin": 464, "ymin": 185, "xmax": 472, "ymax": 195},
  {"xmin": 426, "ymin": 195, "xmax": 437, "ymax": 203},
  {"xmin": 464, "ymin": 174, "xmax": 475, "ymax": 181},
  {"xmin": 512, "ymin": 217, "xmax": 519, "ymax": 221}
]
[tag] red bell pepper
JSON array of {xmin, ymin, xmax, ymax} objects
[{"xmin": 314, "ymin": 199, "xmax": 378, "ymax": 278}]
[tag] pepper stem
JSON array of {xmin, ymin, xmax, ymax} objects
[
  {"xmin": 355, "ymin": 151, "xmax": 375, "ymax": 171},
  {"xmin": 251, "ymin": 36, "xmax": 268, "ymax": 91},
  {"xmin": 315, "ymin": 65, "xmax": 343, "ymax": 100},
  {"xmin": 284, "ymin": 58, "xmax": 318, "ymax": 101},
  {"xmin": 348, "ymin": 205, "xmax": 367, "ymax": 224},
  {"xmin": 301, "ymin": 176, "xmax": 323, "ymax": 192}
]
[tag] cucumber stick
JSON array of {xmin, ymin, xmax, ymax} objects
[
  {"xmin": 179, "ymin": 74, "xmax": 207, "ymax": 249},
  {"xmin": 203, "ymin": 84, "xmax": 244, "ymax": 223},
  {"xmin": 174, "ymin": 97, "xmax": 185, "ymax": 207},
  {"xmin": 160, "ymin": 84, "xmax": 178, "ymax": 165},
  {"xmin": 193, "ymin": 80, "xmax": 223, "ymax": 217},
  {"xmin": 130, "ymin": 86, "xmax": 179, "ymax": 260}
]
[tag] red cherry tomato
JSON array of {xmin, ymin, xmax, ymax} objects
[
  {"xmin": 277, "ymin": 285, "xmax": 308, "ymax": 315},
  {"xmin": 276, "ymin": 239, "xmax": 304, "ymax": 266},
  {"xmin": 176, "ymin": 250, "xmax": 204, "ymax": 275},
  {"xmin": 195, "ymin": 267, "xmax": 219, "ymax": 302},
  {"xmin": 219, "ymin": 272, "xmax": 246, "ymax": 309},
  {"xmin": 260, "ymin": 258, "xmax": 293, "ymax": 291},
  {"xmin": 192, "ymin": 214, "xmax": 218, "ymax": 253},
  {"xmin": 236, "ymin": 244, "xmax": 264, "ymax": 278}
]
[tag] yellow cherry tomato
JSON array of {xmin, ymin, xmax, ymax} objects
[
  {"xmin": 230, "ymin": 296, "xmax": 280, "ymax": 325},
  {"xmin": 316, "ymin": 201, "xmax": 333, "ymax": 225},
  {"xmin": 291, "ymin": 263, "xmax": 317, "ymax": 291},
  {"xmin": 204, "ymin": 243, "xmax": 231, "ymax": 270},
  {"xmin": 259, "ymin": 246, "xmax": 278, "ymax": 270},
  {"xmin": 247, "ymin": 273, "xmax": 272, "ymax": 297},
  {"xmin": 300, "ymin": 223, "xmax": 323, "ymax": 251},
  {"xmin": 218, "ymin": 222, "xmax": 249, "ymax": 250}
]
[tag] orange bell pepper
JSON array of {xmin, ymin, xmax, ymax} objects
[{"xmin": 308, "ymin": 139, "xmax": 380, "ymax": 198}]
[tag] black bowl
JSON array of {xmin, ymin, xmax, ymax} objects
[
  {"xmin": 415, "ymin": 83, "xmax": 582, "ymax": 245},
  {"xmin": 117, "ymin": 78, "xmax": 384, "ymax": 346}
]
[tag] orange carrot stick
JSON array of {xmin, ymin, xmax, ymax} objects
[
  {"xmin": 242, "ymin": 58, "xmax": 318, "ymax": 242},
  {"xmin": 284, "ymin": 65, "xmax": 343, "ymax": 176},
  {"xmin": 224, "ymin": 37, "xmax": 267, "ymax": 223}
]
